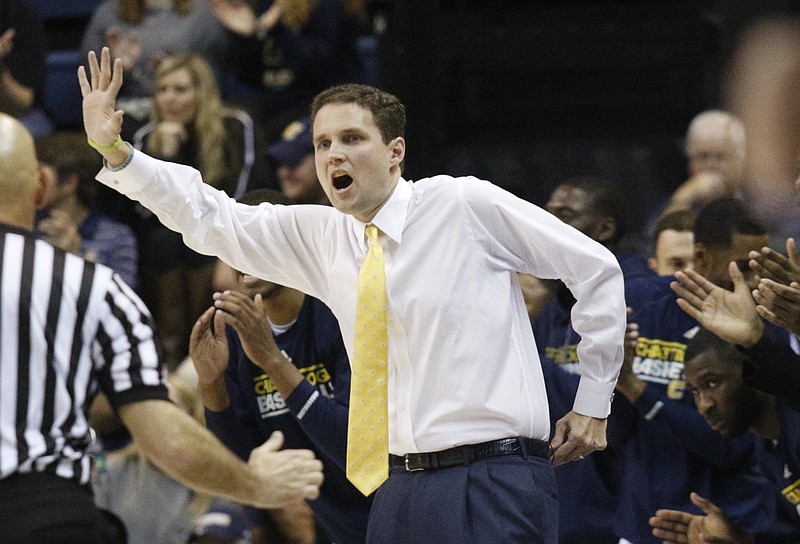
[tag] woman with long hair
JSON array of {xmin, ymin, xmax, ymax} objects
[{"xmin": 132, "ymin": 53, "xmax": 268, "ymax": 369}]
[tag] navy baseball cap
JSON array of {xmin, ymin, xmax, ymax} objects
[
  {"xmin": 267, "ymin": 116, "xmax": 314, "ymax": 166},
  {"xmin": 189, "ymin": 499, "xmax": 253, "ymax": 543}
]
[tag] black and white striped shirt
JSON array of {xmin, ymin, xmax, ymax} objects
[{"xmin": 0, "ymin": 223, "xmax": 168, "ymax": 484}]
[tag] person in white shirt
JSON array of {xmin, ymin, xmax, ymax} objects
[{"xmin": 79, "ymin": 47, "xmax": 626, "ymax": 544}]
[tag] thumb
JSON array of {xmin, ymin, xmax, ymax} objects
[
  {"xmin": 690, "ymin": 492, "xmax": 722, "ymax": 517},
  {"xmin": 729, "ymin": 261, "xmax": 749, "ymax": 296},
  {"xmin": 213, "ymin": 309, "xmax": 226, "ymax": 337},
  {"xmin": 788, "ymin": 238, "xmax": 799, "ymax": 269},
  {"xmin": 260, "ymin": 430, "xmax": 285, "ymax": 453},
  {"xmin": 550, "ymin": 418, "xmax": 568, "ymax": 449}
]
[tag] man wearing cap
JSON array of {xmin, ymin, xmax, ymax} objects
[
  {"xmin": 190, "ymin": 499, "xmax": 254, "ymax": 544},
  {"xmin": 267, "ymin": 116, "xmax": 330, "ymax": 205}
]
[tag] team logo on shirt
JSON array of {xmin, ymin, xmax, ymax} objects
[
  {"xmin": 783, "ymin": 476, "xmax": 800, "ymax": 516},
  {"xmin": 253, "ymin": 362, "xmax": 335, "ymax": 418},
  {"xmin": 545, "ymin": 345, "xmax": 579, "ymax": 367},
  {"xmin": 632, "ymin": 337, "xmax": 686, "ymax": 399}
]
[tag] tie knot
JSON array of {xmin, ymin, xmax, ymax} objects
[{"xmin": 365, "ymin": 224, "xmax": 379, "ymax": 242}]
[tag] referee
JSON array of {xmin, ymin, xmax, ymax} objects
[{"xmin": 0, "ymin": 113, "xmax": 324, "ymax": 544}]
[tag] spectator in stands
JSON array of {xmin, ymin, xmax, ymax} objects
[
  {"xmin": 210, "ymin": 0, "xmax": 365, "ymax": 140},
  {"xmin": 132, "ymin": 52, "xmax": 267, "ymax": 369},
  {"xmin": 81, "ymin": 0, "xmax": 229, "ymax": 121},
  {"xmin": 0, "ymin": 0, "xmax": 51, "ymax": 136},
  {"xmin": 647, "ymin": 208, "xmax": 696, "ymax": 276},
  {"xmin": 188, "ymin": 498, "xmax": 255, "ymax": 543},
  {"xmin": 35, "ymin": 131, "xmax": 140, "ymax": 289},
  {"xmin": 268, "ymin": 115, "xmax": 329, "ymax": 205},
  {"xmin": 658, "ymin": 111, "xmax": 745, "ymax": 217}
]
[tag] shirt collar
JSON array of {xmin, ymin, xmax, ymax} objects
[{"xmin": 350, "ymin": 177, "xmax": 411, "ymax": 244}]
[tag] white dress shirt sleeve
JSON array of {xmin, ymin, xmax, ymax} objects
[{"xmin": 459, "ymin": 177, "xmax": 625, "ymax": 417}]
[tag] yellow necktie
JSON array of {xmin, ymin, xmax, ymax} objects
[{"xmin": 346, "ymin": 224, "xmax": 389, "ymax": 496}]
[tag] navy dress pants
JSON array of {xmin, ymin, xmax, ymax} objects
[{"xmin": 366, "ymin": 455, "xmax": 558, "ymax": 544}]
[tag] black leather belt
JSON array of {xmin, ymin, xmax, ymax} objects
[{"xmin": 389, "ymin": 437, "xmax": 551, "ymax": 472}]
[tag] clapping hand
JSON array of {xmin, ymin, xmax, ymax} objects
[
  {"xmin": 749, "ymin": 238, "xmax": 800, "ymax": 336},
  {"xmin": 212, "ymin": 290, "xmax": 285, "ymax": 372},
  {"xmin": 189, "ymin": 306, "xmax": 230, "ymax": 386},
  {"xmin": 671, "ymin": 263, "xmax": 763, "ymax": 348}
]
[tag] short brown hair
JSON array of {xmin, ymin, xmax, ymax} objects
[
  {"xmin": 311, "ymin": 84, "xmax": 406, "ymax": 145},
  {"xmin": 653, "ymin": 209, "xmax": 697, "ymax": 239}
]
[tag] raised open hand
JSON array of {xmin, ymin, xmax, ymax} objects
[
  {"xmin": 77, "ymin": 48, "xmax": 124, "ymax": 150},
  {"xmin": 212, "ymin": 290, "xmax": 284, "ymax": 371},
  {"xmin": 671, "ymin": 263, "xmax": 763, "ymax": 348}
]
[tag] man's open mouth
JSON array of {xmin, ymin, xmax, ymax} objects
[{"xmin": 333, "ymin": 174, "xmax": 353, "ymax": 190}]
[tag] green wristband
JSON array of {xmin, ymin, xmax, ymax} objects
[{"xmin": 87, "ymin": 134, "xmax": 123, "ymax": 152}]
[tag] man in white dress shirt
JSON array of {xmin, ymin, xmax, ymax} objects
[{"xmin": 79, "ymin": 47, "xmax": 626, "ymax": 544}]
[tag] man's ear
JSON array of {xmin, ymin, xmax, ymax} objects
[
  {"xmin": 389, "ymin": 137, "xmax": 405, "ymax": 170},
  {"xmin": 595, "ymin": 217, "xmax": 617, "ymax": 245},
  {"xmin": 33, "ymin": 165, "xmax": 48, "ymax": 209}
]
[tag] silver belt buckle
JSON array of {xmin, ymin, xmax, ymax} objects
[{"xmin": 404, "ymin": 454, "xmax": 424, "ymax": 472}]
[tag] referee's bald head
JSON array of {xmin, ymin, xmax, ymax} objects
[{"xmin": 0, "ymin": 113, "xmax": 45, "ymax": 228}]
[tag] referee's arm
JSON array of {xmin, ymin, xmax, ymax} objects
[{"xmin": 119, "ymin": 399, "xmax": 322, "ymax": 508}]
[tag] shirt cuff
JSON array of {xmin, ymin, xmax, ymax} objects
[
  {"xmin": 96, "ymin": 146, "xmax": 161, "ymax": 193},
  {"xmin": 285, "ymin": 379, "xmax": 319, "ymax": 420},
  {"xmin": 572, "ymin": 378, "xmax": 616, "ymax": 418}
]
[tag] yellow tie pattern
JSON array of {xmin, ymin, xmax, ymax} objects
[{"xmin": 346, "ymin": 224, "xmax": 389, "ymax": 496}]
